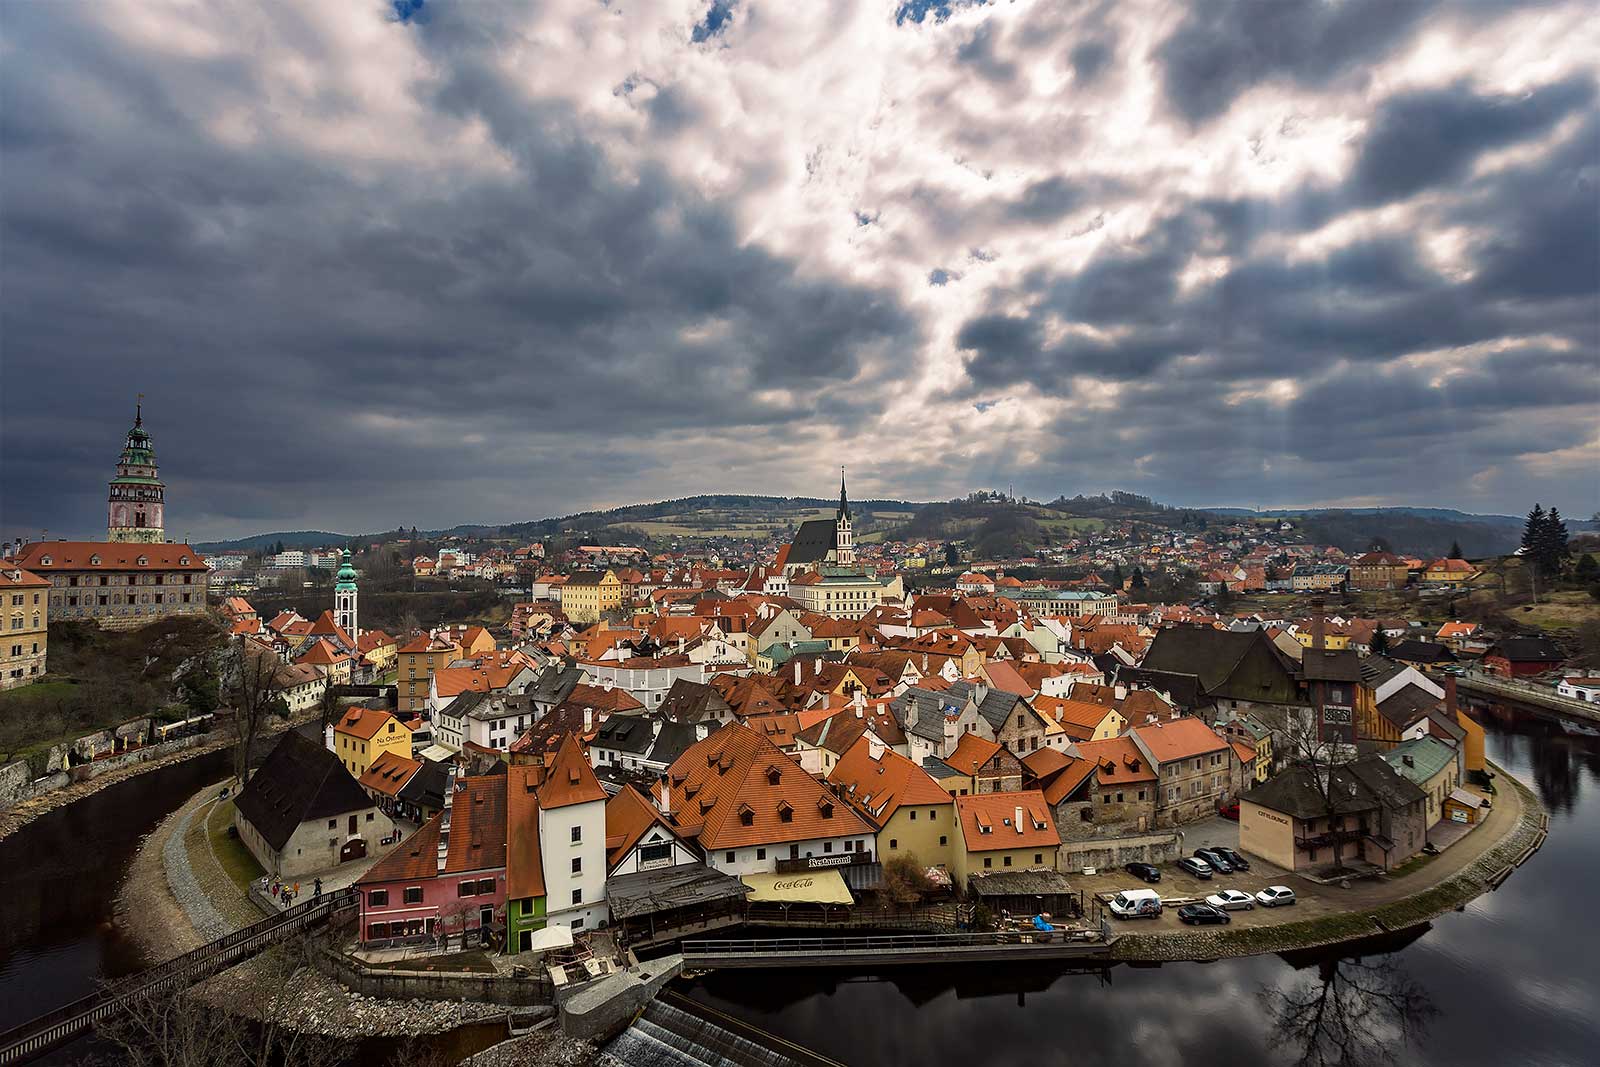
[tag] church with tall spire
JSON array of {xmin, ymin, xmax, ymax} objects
[
  {"xmin": 107, "ymin": 400, "xmax": 166, "ymax": 544},
  {"xmin": 777, "ymin": 470, "xmax": 896, "ymax": 619}
]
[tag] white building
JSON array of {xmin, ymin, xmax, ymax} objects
[{"xmin": 536, "ymin": 736, "xmax": 610, "ymax": 931}]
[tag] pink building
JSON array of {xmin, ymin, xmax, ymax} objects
[{"xmin": 357, "ymin": 773, "xmax": 508, "ymax": 944}]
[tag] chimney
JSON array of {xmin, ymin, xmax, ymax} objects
[
  {"xmin": 974, "ymin": 683, "xmax": 988, "ymax": 705},
  {"xmin": 323, "ymin": 723, "xmax": 335, "ymax": 752},
  {"xmin": 437, "ymin": 765, "xmax": 457, "ymax": 873},
  {"xmin": 907, "ymin": 696, "xmax": 920, "ymax": 729},
  {"xmin": 1014, "ymin": 805, "xmax": 1024, "ymax": 834},
  {"xmin": 583, "ymin": 708, "xmax": 593, "ymax": 734},
  {"xmin": 794, "ymin": 660, "xmax": 802, "ymax": 685},
  {"xmin": 868, "ymin": 739, "xmax": 885, "ymax": 761},
  {"xmin": 656, "ymin": 778, "xmax": 671, "ymax": 815},
  {"xmin": 1310, "ymin": 597, "xmax": 1327, "ymax": 651},
  {"xmin": 601, "ymin": 677, "xmax": 614, "ymax": 693},
  {"xmin": 1114, "ymin": 684, "xmax": 1127, "ymax": 700},
  {"xmin": 1444, "ymin": 674, "xmax": 1459, "ymax": 717}
]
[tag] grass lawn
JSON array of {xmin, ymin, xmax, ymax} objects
[
  {"xmin": 0, "ymin": 679, "xmax": 78, "ymax": 707},
  {"xmin": 206, "ymin": 799, "xmax": 265, "ymax": 892}
]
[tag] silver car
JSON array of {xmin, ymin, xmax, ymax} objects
[
  {"xmin": 1205, "ymin": 889, "xmax": 1255, "ymax": 911},
  {"xmin": 1255, "ymin": 885, "xmax": 1298, "ymax": 907}
]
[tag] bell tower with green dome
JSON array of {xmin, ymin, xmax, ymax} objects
[
  {"xmin": 107, "ymin": 400, "xmax": 166, "ymax": 543},
  {"xmin": 334, "ymin": 548, "xmax": 359, "ymax": 637}
]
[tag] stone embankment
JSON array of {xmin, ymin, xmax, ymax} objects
[{"xmin": 0, "ymin": 735, "xmax": 215, "ymax": 842}]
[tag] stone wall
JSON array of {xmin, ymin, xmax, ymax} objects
[
  {"xmin": 318, "ymin": 948, "xmax": 553, "ymax": 1007},
  {"xmin": 1058, "ymin": 831, "xmax": 1183, "ymax": 872},
  {"xmin": 0, "ymin": 734, "xmax": 203, "ymax": 811}
]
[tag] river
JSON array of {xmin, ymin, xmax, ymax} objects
[
  {"xmin": 1, "ymin": 711, "xmax": 1594, "ymax": 1066},
  {"xmin": 684, "ymin": 707, "xmax": 1600, "ymax": 1067}
]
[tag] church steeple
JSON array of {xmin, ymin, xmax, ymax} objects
[
  {"xmin": 334, "ymin": 548, "xmax": 359, "ymax": 638},
  {"xmin": 834, "ymin": 467, "xmax": 854, "ymax": 567},
  {"xmin": 107, "ymin": 397, "xmax": 166, "ymax": 543}
]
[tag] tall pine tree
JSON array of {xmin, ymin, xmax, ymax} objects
[
  {"xmin": 1449, "ymin": 540, "xmax": 1463, "ymax": 559},
  {"xmin": 1540, "ymin": 507, "xmax": 1569, "ymax": 577},
  {"xmin": 1522, "ymin": 504, "xmax": 1545, "ymax": 556}
]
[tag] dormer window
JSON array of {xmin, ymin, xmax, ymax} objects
[
  {"xmin": 89, "ymin": 555, "xmax": 100, "ymax": 566},
  {"xmin": 766, "ymin": 766, "xmax": 782, "ymax": 786},
  {"xmin": 40, "ymin": 556, "xmax": 52, "ymax": 566},
  {"xmin": 136, "ymin": 556, "xmax": 148, "ymax": 567},
  {"xmin": 738, "ymin": 804, "xmax": 754, "ymax": 826},
  {"xmin": 818, "ymin": 798, "xmax": 834, "ymax": 818},
  {"xmin": 777, "ymin": 800, "xmax": 793, "ymax": 822},
  {"xmin": 179, "ymin": 557, "xmax": 189, "ymax": 566}
]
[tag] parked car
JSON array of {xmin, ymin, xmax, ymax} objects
[
  {"xmin": 1108, "ymin": 888, "xmax": 1163, "ymax": 919},
  {"xmin": 1123, "ymin": 862, "xmax": 1161, "ymax": 884},
  {"xmin": 1205, "ymin": 889, "xmax": 1255, "ymax": 911},
  {"xmin": 1195, "ymin": 848, "xmax": 1235, "ymax": 874},
  {"xmin": 1255, "ymin": 885, "xmax": 1298, "ymax": 907},
  {"xmin": 1218, "ymin": 800, "xmax": 1241, "ymax": 820},
  {"xmin": 1177, "ymin": 903, "xmax": 1231, "ymax": 925},
  {"xmin": 1177, "ymin": 856, "xmax": 1214, "ymax": 880},
  {"xmin": 1214, "ymin": 847, "xmax": 1250, "ymax": 871}
]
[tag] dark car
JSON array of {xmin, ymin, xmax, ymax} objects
[
  {"xmin": 1214, "ymin": 847, "xmax": 1250, "ymax": 871},
  {"xmin": 1177, "ymin": 856, "xmax": 1214, "ymax": 880},
  {"xmin": 1123, "ymin": 862, "xmax": 1161, "ymax": 884},
  {"xmin": 1177, "ymin": 903, "xmax": 1231, "ymax": 925},
  {"xmin": 1195, "ymin": 848, "xmax": 1235, "ymax": 874}
]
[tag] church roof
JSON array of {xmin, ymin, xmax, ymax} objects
[{"xmin": 786, "ymin": 519, "xmax": 838, "ymax": 567}]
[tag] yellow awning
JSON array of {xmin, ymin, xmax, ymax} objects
[{"xmin": 740, "ymin": 868, "xmax": 854, "ymax": 905}]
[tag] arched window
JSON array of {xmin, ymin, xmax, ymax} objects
[{"xmin": 89, "ymin": 555, "xmax": 101, "ymax": 566}]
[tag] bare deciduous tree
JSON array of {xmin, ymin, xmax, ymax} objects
[
  {"xmin": 1262, "ymin": 956, "xmax": 1438, "ymax": 1067},
  {"xmin": 227, "ymin": 636, "xmax": 283, "ymax": 785}
]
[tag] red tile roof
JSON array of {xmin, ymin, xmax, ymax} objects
[
  {"xmin": 505, "ymin": 764, "xmax": 546, "ymax": 899},
  {"xmin": 357, "ymin": 751, "xmax": 422, "ymax": 797},
  {"xmin": 363, "ymin": 774, "xmax": 507, "ymax": 882},
  {"xmin": 6, "ymin": 541, "xmax": 206, "ymax": 572},
  {"xmin": 334, "ymin": 706, "xmax": 405, "ymax": 741},
  {"xmin": 945, "ymin": 733, "xmax": 1003, "ymax": 776},
  {"xmin": 1073, "ymin": 737, "xmax": 1157, "ymax": 785},
  {"xmin": 827, "ymin": 737, "xmax": 950, "ymax": 826},
  {"xmin": 1130, "ymin": 717, "xmax": 1229, "ymax": 764}
]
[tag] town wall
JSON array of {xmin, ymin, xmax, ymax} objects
[
  {"xmin": 1057, "ymin": 831, "xmax": 1182, "ymax": 872},
  {"xmin": 0, "ymin": 734, "xmax": 204, "ymax": 811}
]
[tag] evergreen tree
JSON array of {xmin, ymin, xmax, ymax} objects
[
  {"xmin": 1111, "ymin": 562, "xmax": 1125, "ymax": 589},
  {"xmin": 1370, "ymin": 628, "xmax": 1390, "ymax": 656},
  {"xmin": 1576, "ymin": 553, "xmax": 1599, "ymax": 582},
  {"xmin": 1521, "ymin": 504, "xmax": 1545, "ymax": 556},
  {"xmin": 1540, "ymin": 508, "xmax": 1569, "ymax": 577},
  {"xmin": 1448, "ymin": 540, "xmax": 1463, "ymax": 560},
  {"xmin": 1130, "ymin": 567, "xmax": 1147, "ymax": 590}
]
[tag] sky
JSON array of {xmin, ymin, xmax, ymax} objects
[{"xmin": 1, "ymin": 0, "xmax": 1596, "ymax": 542}]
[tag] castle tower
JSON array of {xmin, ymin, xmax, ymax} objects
[
  {"xmin": 834, "ymin": 467, "xmax": 854, "ymax": 567},
  {"xmin": 334, "ymin": 549, "xmax": 359, "ymax": 638},
  {"xmin": 107, "ymin": 401, "xmax": 166, "ymax": 543}
]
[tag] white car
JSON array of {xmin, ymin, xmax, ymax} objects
[
  {"xmin": 1255, "ymin": 885, "xmax": 1298, "ymax": 907},
  {"xmin": 1205, "ymin": 889, "xmax": 1255, "ymax": 911}
]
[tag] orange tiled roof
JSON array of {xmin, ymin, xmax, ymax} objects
[
  {"xmin": 538, "ymin": 734, "xmax": 607, "ymax": 809},
  {"xmin": 954, "ymin": 791, "xmax": 1057, "ymax": 852},
  {"xmin": 334, "ymin": 706, "xmax": 405, "ymax": 741},
  {"xmin": 362, "ymin": 774, "xmax": 507, "ymax": 882},
  {"xmin": 604, "ymin": 784, "xmax": 680, "ymax": 869},
  {"xmin": 660, "ymin": 723, "xmax": 874, "ymax": 850},
  {"xmin": 1130, "ymin": 717, "xmax": 1229, "ymax": 764},
  {"xmin": 946, "ymin": 733, "xmax": 1003, "ymax": 776},
  {"xmin": 505, "ymin": 764, "xmax": 546, "ymax": 899},
  {"xmin": 1074, "ymin": 737, "xmax": 1157, "ymax": 785},
  {"xmin": 828, "ymin": 736, "xmax": 950, "ymax": 825},
  {"xmin": 357, "ymin": 751, "xmax": 422, "ymax": 797}
]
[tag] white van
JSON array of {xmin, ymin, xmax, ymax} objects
[{"xmin": 1108, "ymin": 888, "xmax": 1162, "ymax": 919}]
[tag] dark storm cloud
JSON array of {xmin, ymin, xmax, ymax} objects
[
  {"xmin": 0, "ymin": 1, "xmax": 915, "ymax": 538},
  {"xmin": 1157, "ymin": 0, "xmax": 1440, "ymax": 125}
]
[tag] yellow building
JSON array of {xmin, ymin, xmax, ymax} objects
[
  {"xmin": 560, "ymin": 570, "xmax": 622, "ymax": 623},
  {"xmin": 788, "ymin": 570, "xmax": 885, "ymax": 620},
  {"xmin": 332, "ymin": 706, "xmax": 413, "ymax": 778},
  {"xmin": 950, "ymin": 791, "xmax": 1059, "ymax": 885},
  {"xmin": 828, "ymin": 738, "xmax": 956, "ymax": 871},
  {"xmin": 396, "ymin": 634, "xmax": 462, "ymax": 714},
  {"xmin": 356, "ymin": 630, "xmax": 398, "ymax": 675},
  {"xmin": 1, "ymin": 567, "xmax": 50, "ymax": 689},
  {"xmin": 1295, "ymin": 627, "xmax": 1350, "ymax": 650}
]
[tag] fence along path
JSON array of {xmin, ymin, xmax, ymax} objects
[{"xmin": 0, "ymin": 888, "xmax": 357, "ymax": 1065}]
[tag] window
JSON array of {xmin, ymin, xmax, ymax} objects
[
  {"xmin": 367, "ymin": 923, "xmax": 389, "ymax": 939},
  {"xmin": 459, "ymin": 882, "xmax": 477, "ymax": 897},
  {"xmin": 983, "ymin": 857, "xmax": 992, "ymax": 868},
  {"xmin": 571, "ymin": 857, "xmax": 582, "ymax": 875},
  {"xmin": 823, "ymin": 841, "xmax": 833, "ymax": 853},
  {"xmin": 755, "ymin": 847, "xmax": 765, "ymax": 861},
  {"xmin": 909, "ymin": 810, "xmax": 917, "ymax": 820},
  {"xmin": 570, "ymin": 826, "xmax": 582, "ymax": 843},
  {"xmin": 726, "ymin": 851, "xmax": 736, "ymax": 863},
  {"xmin": 1004, "ymin": 855, "xmax": 1012, "ymax": 867},
  {"xmin": 477, "ymin": 878, "xmax": 495, "ymax": 895},
  {"xmin": 1034, "ymin": 853, "xmax": 1043, "ymax": 864},
  {"xmin": 403, "ymin": 887, "xmax": 423, "ymax": 904},
  {"xmin": 939, "ymin": 835, "xmax": 948, "ymax": 845},
  {"xmin": 572, "ymin": 889, "xmax": 583, "ymax": 905},
  {"xmin": 328, "ymin": 819, "xmax": 337, "ymax": 829},
  {"xmin": 368, "ymin": 889, "xmax": 388, "ymax": 907},
  {"xmin": 367, "ymin": 812, "xmax": 375, "ymax": 822}
]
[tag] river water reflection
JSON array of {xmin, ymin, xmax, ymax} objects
[{"xmin": 686, "ymin": 710, "xmax": 1600, "ymax": 1067}]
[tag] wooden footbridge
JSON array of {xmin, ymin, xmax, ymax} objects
[{"xmin": 0, "ymin": 888, "xmax": 357, "ymax": 1065}]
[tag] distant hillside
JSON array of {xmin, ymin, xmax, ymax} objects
[
  {"xmin": 1274, "ymin": 511, "xmax": 1521, "ymax": 558},
  {"xmin": 195, "ymin": 530, "xmax": 351, "ymax": 553}
]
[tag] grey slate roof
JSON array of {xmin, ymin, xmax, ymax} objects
[
  {"xmin": 397, "ymin": 758, "xmax": 452, "ymax": 811},
  {"xmin": 233, "ymin": 730, "xmax": 374, "ymax": 852},
  {"xmin": 944, "ymin": 679, "xmax": 1030, "ymax": 733},
  {"xmin": 530, "ymin": 663, "xmax": 586, "ymax": 708},
  {"xmin": 1486, "ymin": 636, "xmax": 1565, "ymax": 664},
  {"xmin": 1242, "ymin": 753, "xmax": 1425, "ymax": 821},
  {"xmin": 891, "ymin": 686, "xmax": 965, "ymax": 744},
  {"xmin": 785, "ymin": 519, "xmax": 838, "ymax": 567},
  {"xmin": 1382, "ymin": 736, "xmax": 1458, "ymax": 784},
  {"xmin": 1376, "ymin": 684, "xmax": 1442, "ymax": 729},
  {"xmin": 1301, "ymin": 648, "xmax": 1363, "ymax": 683},
  {"xmin": 1358, "ymin": 655, "xmax": 1410, "ymax": 688},
  {"xmin": 657, "ymin": 679, "xmax": 732, "ymax": 723},
  {"xmin": 1141, "ymin": 626, "xmax": 1301, "ymax": 705},
  {"xmin": 1113, "ymin": 666, "xmax": 1203, "ymax": 711},
  {"xmin": 1387, "ymin": 640, "xmax": 1457, "ymax": 665}
]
